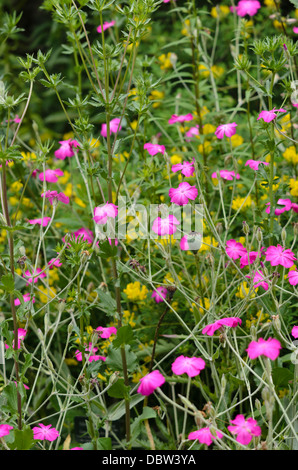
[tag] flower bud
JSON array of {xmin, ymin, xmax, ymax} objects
[
  {"xmin": 67, "ymin": 322, "xmax": 74, "ymax": 335},
  {"xmin": 242, "ymin": 221, "xmax": 250, "ymax": 235},
  {"xmin": 256, "ymin": 227, "xmax": 263, "ymax": 244},
  {"xmin": 272, "ymin": 314, "xmax": 281, "ymax": 331},
  {"xmin": 281, "ymin": 227, "xmax": 287, "ymax": 245}
]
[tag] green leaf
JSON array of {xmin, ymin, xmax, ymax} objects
[
  {"xmin": 94, "ymin": 289, "xmax": 117, "ymax": 316},
  {"xmin": 112, "ymin": 325, "xmax": 134, "ymax": 349},
  {"xmin": 131, "ymin": 407, "xmax": 157, "ymax": 441},
  {"xmin": 97, "ymin": 437, "xmax": 112, "ymax": 450},
  {"xmin": 8, "ymin": 425, "xmax": 34, "ymax": 450},
  {"xmin": 272, "ymin": 367, "xmax": 293, "ymax": 389},
  {"xmin": 0, "ymin": 273, "xmax": 14, "ymax": 293},
  {"xmin": 105, "ymin": 344, "xmax": 138, "ymax": 372},
  {"xmin": 107, "ymin": 379, "xmax": 130, "ymax": 399}
]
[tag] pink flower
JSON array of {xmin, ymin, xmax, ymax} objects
[
  {"xmin": 226, "ymin": 239, "xmax": 247, "ymax": 260},
  {"xmin": 137, "ymin": 370, "xmax": 165, "ymax": 396},
  {"xmin": 48, "ymin": 258, "xmax": 63, "ymax": 268},
  {"xmin": 28, "ymin": 217, "xmax": 51, "ymax": 227},
  {"xmin": 294, "ymin": 27, "xmax": 298, "ymax": 34},
  {"xmin": 246, "ymin": 269, "xmax": 269, "ymax": 291},
  {"xmin": 185, "ymin": 125, "xmax": 199, "ymax": 140},
  {"xmin": 291, "ymin": 326, "xmax": 298, "ymax": 338},
  {"xmin": 202, "ymin": 317, "xmax": 242, "ymax": 336},
  {"xmin": 211, "ymin": 170, "xmax": 240, "ymax": 181},
  {"xmin": 14, "ymin": 293, "xmax": 35, "ymax": 306},
  {"xmin": 245, "ymin": 160, "xmax": 269, "ymax": 171},
  {"xmin": 265, "ymin": 245, "xmax": 296, "ymax": 268},
  {"xmin": 95, "ymin": 326, "xmax": 117, "ymax": 339},
  {"xmin": 151, "ymin": 286, "xmax": 168, "ymax": 303},
  {"xmin": 288, "ymin": 270, "xmax": 298, "ymax": 286},
  {"xmin": 171, "ymin": 160, "xmax": 195, "ymax": 177},
  {"xmin": 246, "ymin": 337, "xmax": 282, "ymax": 360},
  {"xmin": 32, "ymin": 423, "xmax": 60, "ymax": 442},
  {"xmin": 266, "ymin": 199, "xmax": 292, "ymax": 216},
  {"xmin": 171, "ymin": 355, "xmax": 205, "ymax": 377},
  {"xmin": 234, "ymin": 0, "xmax": 261, "ymax": 17},
  {"xmin": 152, "ymin": 215, "xmax": 180, "ymax": 236},
  {"xmin": 5, "ymin": 328, "xmax": 27, "ymax": 350},
  {"xmin": 257, "ymin": 108, "xmax": 286, "ymax": 123},
  {"xmin": 73, "ymin": 227, "xmax": 94, "ymax": 244},
  {"xmin": 292, "ymin": 203, "xmax": 298, "ymax": 213},
  {"xmin": 168, "ymin": 113, "xmax": 193, "ymax": 124},
  {"xmin": 38, "ymin": 169, "xmax": 64, "ymax": 183},
  {"xmin": 97, "ymin": 21, "xmax": 115, "ymax": 33},
  {"xmin": 239, "ymin": 251, "xmax": 260, "ymax": 268},
  {"xmin": 144, "ymin": 143, "xmax": 166, "ymax": 156},
  {"xmin": 75, "ymin": 343, "xmax": 106, "ymax": 363},
  {"xmin": 215, "ymin": 122, "xmax": 237, "ymax": 139},
  {"xmin": 54, "ymin": 139, "xmax": 80, "ymax": 160},
  {"xmin": 227, "ymin": 415, "xmax": 261, "ymax": 445},
  {"xmin": 180, "ymin": 232, "xmax": 202, "ymax": 251},
  {"xmin": 0, "ymin": 424, "xmax": 13, "ymax": 438},
  {"xmin": 70, "ymin": 447, "xmax": 84, "ymax": 450},
  {"xmin": 101, "ymin": 118, "xmax": 121, "ymax": 137},
  {"xmin": 42, "ymin": 190, "xmax": 69, "ymax": 205},
  {"xmin": 93, "ymin": 202, "xmax": 118, "ymax": 225},
  {"xmin": 23, "ymin": 268, "xmax": 46, "ymax": 285},
  {"xmin": 188, "ymin": 427, "xmax": 223, "ymax": 446},
  {"xmin": 169, "ymin": 182, "xmax": 198, "ymax": 206}
]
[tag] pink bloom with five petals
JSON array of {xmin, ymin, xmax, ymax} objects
[
  {"xmin": 188, "ymin": 427, "xmax": 223, "ymax": 446},
  {"xmin": 97, "ymin": 21, "xmax": 115, "ymax": 33},
  {"xmin": 38, "ymin": 169, "xmax": 64, "ymax": 183},
  {"xmin": 265, "ymin": 245, "xmax": 296, "ymax": 268},
  {"xmin": 0, "ymin": 424, "xmax": 13, "ymax": 438},
  {"xmin": 215, "ymin": 122, "xmax": 237, "ymax": 139},
  {"xmin": 101, "ymin": 118, "xmax": 122, "ymax": 137},
  {"xmin": 93, "ymin": 202, "xmax": 118, "ymax": 225},
  {"xmin": 54, "ymin": 139, "xmax": 80, "ymax": 160},
  {"xmin": 257, "ymin": 108, "xmax": 286, "ymax": 123},
  {"xmin": 227, "ymin": 414, "xmax": 261, "ymax": 445},
  {"xmin": 152, "ymin": 215, "xmax": 180, "ymax": 236},
  {"xmin": 169, "ymin": 182, "xmax": 198, "ymax": 206},
  {"xmin": 95, "ymin": 326, "xmax": 117, "ymax": 339},
  {"xmin": 291, "ymin": 326, "xmax": 298, "ymax": 338},
  {"xmin": 202, "ymin": 317, "xmax": 242, "ymax": 336},
  {"xmin": 226, "ymin": 239, "xmax": 247, "ymax": 260},
  {"xmin": 246, "ymin": 337, "xmax": 282, "ymax": 360},
  {"xmin": 171, "ymin": 355, "xmax": 205, "ymax": 377},
  {"xmin": 245, "ymin": 160, "xmax": 269, "ymax": 171},
  {"xmin": 171, "ymin": 160, "xmax": 195, "ymax": 177},
  {"xmin": 168, "ymin": 113, "xmax": 193, "ymax": 124},
  {"xmin": 137, "ymin": 370, "xmax": 165, "ymax": 396},
  {"xmin": 211, "ymin": 170, "xmax": 240, "ymax": 181},
  {"xmin": 33, "ymin": 423, "xmax": 60, "ymax": 442},
  {"xmin": 288, "ymin": 270, "xmax": 298, "ymax": 286},
  {"xmin": 151, "ymin": 286, "xmax": 168, "ymax": 303},
  {"xmin": 143, "ymin": 143, "xmax": 166, "ymax": 156},
  {"xmin": 233, "ymin": 0, "xmax": 261, "ymax": 17}
]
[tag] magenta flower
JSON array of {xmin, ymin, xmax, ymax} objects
[
  {"xmin": 188, "ymin": 427, "xmax": 223, "ymax": 446},
  {"xmin": 168, "ymin": 113, "xmax": 193, "ymax": 124},
  {"xmin": 5, "ymin": 328, "xmax": 27, "ymax": 350},
  {"xmin": 33, "ymin": 423, "xmax": 60, "ymax": 442},
  {"xmin": 226, "ymin": 239, "xmax": 247, "ymax": 260},
  {"xmin": 227, "ymin": 415, "xmax": 261, "ymax": 445},
  {"xmin": 180, "ymin": 232, "xmax": 202, "ymax": 251},
  {"xmin": 171, "ymin": 355, "xmax": 205, "ymax": 377},
  {"xmin": 38, "ymin": 169, "xmax": 64, "ymax": 183},
  {"xmin": 291, "ymin": 326, "xmax": 298, "ymax": 338},
  {"xmin": 73, "ymin": 227, "xmax": 94, "ymax": 244},
  {"xmin": 14, "ymin": 293, "xmax": 35, "ymax": 306},
  {"xmin": 202, "ymin": 317, "xmax": 242, "ymax": 336},
  {"xmin": 265, "ymin": 245, "xmax": 296, "ymax": 268},
  {"xmin": 215, "ymin": 122, "xmax": 237, "ymax": 139},
  {"xmin": 288, "ymin": 270, "xmax": 298, "ymax": 286},
  {"xmin": 246, "ymin": 337, "xmax": 282, "ymax": 360},
  {"xmin": 171, "ymin": 160, "xmax": 195, "ymax": 177},
  {"xmin": 292, "ymin": 203, "xmax": 298, "ymax": 213},
  {"xmin": 152, "ymin": 215, "xmax": 180, "ymax": 236},
  {"xmin": 95, "ymin": 326, "xmax": 117, "ymax": 339},
  {"xmin": 23, "ymin": 268, "xmax": 46, "ymax": 285},
  {"xmin": 266, "ymin": 199, "xmax": 292, "ymax": 216},
  {"xmin": 101, "ymin": 118, "xmax": 121, "ymax": 137},
  {"xmin": 93, "ymin": 202, "xmax": 118, "ymax": 225},
  {"xmin": 186, "ymin": 125, "xmax": 200, "ymax": 140},
  {"xmin": 257, "ymin": 108, "xmax": 286, "ymax": 123},
  {"xmin": 42, "ymin": 190, "xmax": 69, "ymax": 205},
  {"xmin": 97, "ymin": 20, "xmax": 115, "ymax": 33},
  {"xmin": 144, "ymin": 143, "xmax": 166, "ymax": 156},
  {"xmin": 245, "ymin": 160, "xmax": 269, "ymax": 171},
  {"xmin": 28, "ymin": 217, "xmax": 51, "ymax": 227},
  {"xmin": 48, "ymin": 258, "xmax": 63, "ymax": 268},
  {"xmin": 169, "ymin": 182, "xmax": 198, "ymax": 206},
  {"xmin": 137, "ymin": 370, "xmax": 165, "ymax": 396},
  {"xmin": 75, "ymin": 343, "xmax": 106, "ymax": 363},
  {"xmin": 246, "ymin": 269, "xmax": 269, "ymax": 291},
  {"xmin": 239, "ymin": 251, "xmax": 260, "ymax": 269},
  {"xmin": 151, "ymin": 286, "xmax": 168, "ymax": 303},
  {"xmin": 0, "ymin": 424, "xmax": 13, "ymax": 438},
  {"xmin": 233, "ymin": 0, "xmax": 261, "ymax": 17},
  {"xmin": 54, "ymin": 139, "xmax": 80, "ymax": 160},
  {"xmin": 294, "ymin": 27, "xmax": 298, "ymax": 34},
  {"xmin": 211, "ymin": 170, "xmax": 240, "ymax": 181}
]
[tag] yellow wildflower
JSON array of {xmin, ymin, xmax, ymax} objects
[
  {"xmin": 231, "ymin": 134, "xmax": 244, "ymax": 147},
  {"xmin": 232, "ymin": 195, "xmax": 252, "ymax": 211},
  {"xmin": 149, "ymin": 90, "xmax": 165, "ymax": 108},
  {"xmin": 158, "ymin": 52, "xmax": 175, "ymax": 70},
  {"xmin": 211, "ymin": 5, "xmax": 230, "ymax": 18},
  {"xmin": 123, "ymin": 282, "xmax": 148, "ymax": 302}
]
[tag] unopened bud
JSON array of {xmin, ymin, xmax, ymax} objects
[
  {"xmin": 242, "ymin": 221, "xmax": 250, "ymax": 235},
  {"xmin": 221, "ymin": 374, "xmax": 227, "ymax": 394},
  {"xmin": 216, "ymin": 222, "xmax": 223, "ymax": 235},
  {"xmin": 294, "ymin": 222, "xmax": 298, "ymax": 237},
  {"xmin": 281, "ymin": 227, "xmax": 287, "ymax": 244},
  {"xmin": 67, "ymin": 322, "xmax": 74, "ymax": 335},
  {"xmin": 250, "ymin": 324, "xmax": 257, "ymax": 340},
  {"xmin": 109, "ymin": 371, "xmax": 120, "ymax": 385},
  {"xmin": 255, "ymin": 398, "xmax": 261, "ymax": 411},
  {"xmin": 272, "ymin": 314, "xmax": 281, "ymax": 331},
  {"xmin": 256, "ymin": 227, "xmax": 263, "ymax": 244},
  {"xmin": 58, "ymin": 298, "xmax": 66, "ymax": 313}
]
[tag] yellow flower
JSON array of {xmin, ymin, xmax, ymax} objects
[
  {"xmin": 9, "ymin": 196, "xmax": 18, "ymax": 206},
  {"xmin": 58, "ymin": 170, "xmax": 71, "ymax": 185},
  {"xmin": 246, "ymin": 310, "xmax": 270, "ymax": 328},
  {"xmin": 130, "ymin": 120, "xmax": 138, "ymax": 131},
  {"xmin": 264, "ymin": 0, "xmax": 275, "ymax": 7},
  {"xmin": 65, "ymin": 358, "xmax": 78, "ymax": 366},
  {"xmin": 202, "ymin": 123, "xmax": 216, "ymax": 135},
  {"xmin": 181, "ymin": 19, "xmax": 191, "ymax": 36},
  {"xmin": 10, "ymin": 181, "xmax": 23, "ymax": 192},
  {"xmin": 0, "ymin": 229, "xmax": 6, "ymax": 244},
  {"xmin": 123, "ymin": 282, "xmax": 148, "ymax": 302},
  {"xmin": 64, "ymin": 183, "xmax": 73, "ymax": 198},
  {"xmin": 158, "ymin": 52, "xmax": 175, "ymax": 70},
  {"xmin": 63, "ymin": 131, "xmax": 74, "ymax": 141},
  {"xmin": 21, "ymin": 152, "xmax": 37, "ymax": 161},
  {"xmin": 132, "ymin": 365, "xmax": 149, "ymax": 383},
  {"xmin": 273, "ymin": 20, "xmax": 283, "ymax": 30},
  {"xmin": 211, "ymin": 65, "xmax": 225, "ymax": 78},
  {"xmin": 22, "ymin": 197, "xmax": 34, "ymax": 208},
  {"xmin": 198, "ymin": 64, "xmax": 209, "ymax": 78},
  {"xmin": 39, "ymin": 285, "xmax": 57, "ymax": 303},
  {"xmin": 289, "ymin": 178, "xmax": 298, "ymax": 197},
  {"xmin": 170, "ymin": 154, "xmax": 182, "ymax": 165},
  {"xmin": 198, "ymin": 140, "xmax": 212, "ymax": 155},
  {"xmin": 232, "ymin": 195, "xmax": 252, "ymax": 211},
  {"xmin": 231, "ymin": 134, "xmax": 244, "ymax": 147},
  {"xmin": 199, "ymin": 236, "xmax": 218, "ymax": 251},
  {"xmin": 74, "ymin": 197, "xmax": 86, "ymax": 208},
  {"xmin": 149, "ymin": 90, "xmax": 165, "ymax": 108},
  {"xmin": 283, "ymin": 146, "xmax": 298, "ymax": 165},
  {"xmin": 236, "ymin": 282, "xmax": 256, "ymax": 299},
  {"xmin": 211, "ymin": 5, "xmax": 230, "ymax": 18},
  {"xmin": 123, "ymin": 310, "xmax": 136, "ymax": 328},
  {"xmin": 48, "ymin": 268, "xmax": 59, "ymax": 286},
  {"xmin": 157, "ymin": 235, "xmax": 176, "ymax": 247}
]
